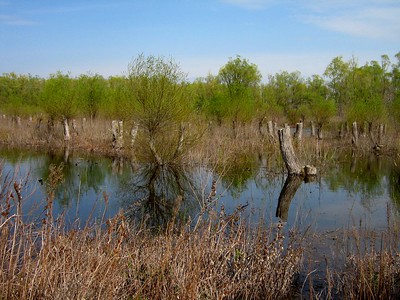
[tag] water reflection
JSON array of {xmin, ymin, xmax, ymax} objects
[
  {"xmin": 1, "ymin": 147, "xmax": 399, "ymax": 231},
  {"xmin": 116, "ymin": 164, "xmax": 200, "ymax": 229},
  {"xmin": 276, "ymin": 175, "xmax": 303, "ymax": 222}
]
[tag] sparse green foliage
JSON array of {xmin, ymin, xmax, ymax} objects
[
  {"xmin": 128, "ymin": 54, "xmax": 192, "ymax": 164},
  {"xmin": 40, "ymin": 72, "xmax": 77, "ymax": 121},
  {"xmin": 218, "ymin": 55, "xmax": 262, "ymax": 136},
  {"xmin": 105, "ymin": 76, "xmax": 132, "ymax": 120},
  {"xmin": 0, "ymin": 73, "xmax": 43, "ymax": 118},
  {"xmin": 76, "ymin": 73, "xmax": 106, "ymax": 120},
  {"xmin": 266, "ymin": 71, "xmax": 307, "ymax": 123}
]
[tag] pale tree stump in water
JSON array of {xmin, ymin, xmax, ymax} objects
[
  {"xmin": 352, "ymin": 121, "xmax": 359, "ymax": 147},
  {"xmin": 278, "ymin": 125, "xmax": 302, "ymax": 175},
  {"xmin": 293, "ymin": 121, "xmax": 303, "ymax": 143},
  {"xmin": 310, "ymin": 121, "xmax": 316, "ymax": 138},
  {"xmin": 63, "ymin": 118, "xmax": 71, "ymax": 141},
  {"xmin": 112, "ymin": 120, "xmax": 124, "ymax": 151},
  {"xmin": 267, "ymin": 120, "xmax": 275, "ymax": 141},
  {"xmin": 278, "ymin": 125, "xmax": 317, "ymax": 177}
]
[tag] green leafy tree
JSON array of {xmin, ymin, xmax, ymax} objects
[
  {"xmin": 76, "ymin": 73, "xmax": 106, "ymax": 121},
  {"xmin": 306, "ymin": 75, "xmax": 336, "ymax": 137},
  {"xmin": 346, "ymin": 61, "xmax": 387, "ymax": 139},
  {"xmin": 390, "ymin": 52, "xmax": 400, "ymax": 124},
  {"xmin": 324, "ymin": 56, "xmax": 355, "ymax": 117},
  {"xmin": 191, "ymin": 74, "xmax": 226, "ymax": 124},
  {"xmin": 218, "ymin": 55, "xmax": 262, "ymax": 137},
  {"xmin": 104, "ymin": 76, "xmax": 132, "ymax": 120},
  {"xmin": 40, "ymin": 72, "xmax": 77, "ymax": 140},
  {"xmin": 128, "ymin": 54, "xmax": 192, "ymax": 164},
  {"xmin": 266, "ymin": 71, "xmax": 307, "ymax": 123},
  {"xmin": 0, "ymin": 73, "xmax": 43, "ymax": 121}
]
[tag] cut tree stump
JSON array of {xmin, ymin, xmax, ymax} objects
[
  {"xmin": 278, "ymin": 125, "xmax": 317, "ymax": 177},
  {"xmin": 293, "ymin": 121, "xmax": 303, "ymax": 143},
  {"xmin": 278, "ymin": 125, "xmax": 302, "ymax": 175},
  {"xmin": 112, "ymin": 120, "xmax": 124, "ymax": 151}
]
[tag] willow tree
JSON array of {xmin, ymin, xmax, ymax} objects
[
  {"xmin": 40, "ymin": 72, "xmax": 77, "ymax": 141},
  {"xmin": 128, "ymin": 54, "xmax": 192, "ymax": 164},
  {"xmin": 346, "ymin": 61, "xmax": 387, "ymax": 144},
  {"xmin": 218, "ymin": 55, "xmax": 261, "ymax": 138},
  {"xmin": 76, "ymin": 73, "xmax": 106, "ymax": 121},
  {"xmin": 0, "ymin": 73, "xmax": 43, "ymax": 123},
  {"xmin": 306, "ymin": 75, "xmax": 336, "ymax": 139},
  {"xmin": 267, "ymin": 71, "xmax": 307, "ymax": 123}
]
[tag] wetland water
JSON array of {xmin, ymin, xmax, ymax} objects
[{"xmin": 1, "ymin": 148, "xmax": 400, "ymax": 233}]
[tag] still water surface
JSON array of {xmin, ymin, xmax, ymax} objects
[{"xmin": 1, "ymin": 148, "xmax": 400, "ymax": 232}]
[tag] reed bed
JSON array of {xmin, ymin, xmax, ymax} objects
[{"xmin": 0, "ymin": 164, "xmax": 302, "ymax": 299}]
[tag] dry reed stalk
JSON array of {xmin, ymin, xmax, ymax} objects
[{"xmin": 0, "ymin": 163, "xmax": 303, "ymax": 299}]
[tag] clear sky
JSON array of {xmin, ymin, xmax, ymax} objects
[{"xmin": 1, "ymin": 0, "xmax": 399, "ymax": 80}]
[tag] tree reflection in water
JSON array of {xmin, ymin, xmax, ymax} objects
[{"xmin": 117, "ymin": 163, "xmax": 200, "ymax": 230}]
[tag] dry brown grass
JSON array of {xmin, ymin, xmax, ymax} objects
[
  {"xmin": 0, "ymin": 163, "xmax": 303, "ymax": 300},
  {"xmin": 1, "ymin": 116, "xmax": 400, "ymax": 166}
]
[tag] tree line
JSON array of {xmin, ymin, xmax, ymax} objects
[{"xmin": 1, "ymin": 53, "xmax": 399, "ymax": 138}]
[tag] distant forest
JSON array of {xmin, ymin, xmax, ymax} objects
[{"xmin": 1, "ymin": 53, "xmax": 399, "ymax": 134}]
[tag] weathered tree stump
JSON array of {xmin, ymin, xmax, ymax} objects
[
  {"xmin": 378, "ymin": 123, "xmax": 384, "ymax": 145},
  {"xmin": 278, "ymin": 125, "xmax": 302, "ymax": 175},
  {"xmin": 317, "ymin": 125, "xmax": 323, "ymax": 140},
  {"xmin": 267, "ymin": 120, "xmax": 275, "ymax": 141},
  {"xmin": 310, "ymin": 121, "xmax": 316, "ymax": 138},
  {"xmin": 278, "ymin": 125, "xmax": 317, "ymax": 177},
  {"xmin": 352, "ymin": 121, "xmax": 359, "ymax": 147},
  {"xmin": 362, "ymin": 121, "xmax": 367, "ymax": 138},
  {"xmin": 304, "ymin": 165, "xmax": 317, "ymax": 177},
  {"xmin": 62, "ymin": 118, "xmax": 71, "ymax": 141},
  {"xmin": 112, "ymin": 120, "xmax": 124, "ymax": 151},
  {"xmin": 71, "ymin": 119, "xmax": 78, "ymax": 135},
  {"xmin": 293, "ymin": 121, "xmax": 303, "ymax": 143}
]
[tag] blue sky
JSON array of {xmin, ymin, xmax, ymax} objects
[{"xmin": 1, "ymin": 0, "xmax": 399, "ymax": 80}]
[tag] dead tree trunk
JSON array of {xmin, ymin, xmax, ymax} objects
[
  {"xmin": 352, "ymin": 122, "xmax": 359, "ymax": 147},
  {"xmin": 267, "ymin": 120, "xmax": 275, "ymax": 141},
  {"xmin": 112, "ymin": 120, "xmax": 124, "ymax": 151},
  {"xmin": 310, "ymin": 121, "xmax": 316, "ymax": 138},
  {"xmin": 378, "ymin": 123, "xmax": 384, "ymax": 145},
  {"xmin": 278, "ymin": 125, "xmax": 302, "ymax": 175},
  {"xmin": 293, "ymin": 121, "xmax": 303, "ymax": 143},
  {"xmin": 63, "ymin": 118, "xmax": 71, "ymax": 141},
  {"xmin": 258, "ymin": 117, "xmax": 265, "ymax": 138},
  {"xmin": 71, "ymin": 119, "xmax": 78, "ymax": 136},
  {"xmin": 362, "ymin": 122, "xmax": 367, "ymax": 138},
  {"xmin": 276, "ymin": 175, "xmax": 303, "ymax": 221},
  {"xmin": 317, "ymin": 124, "xmax": 323, "ymax": 140}
]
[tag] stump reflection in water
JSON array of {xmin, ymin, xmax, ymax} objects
[{"xmin": 276, "ymin": 175, "xmax": 303, "ymax": 222}]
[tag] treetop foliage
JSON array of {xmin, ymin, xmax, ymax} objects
[{"xmin": 0, "ymin": 52, "xmax": 399, "ymax": 129}]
